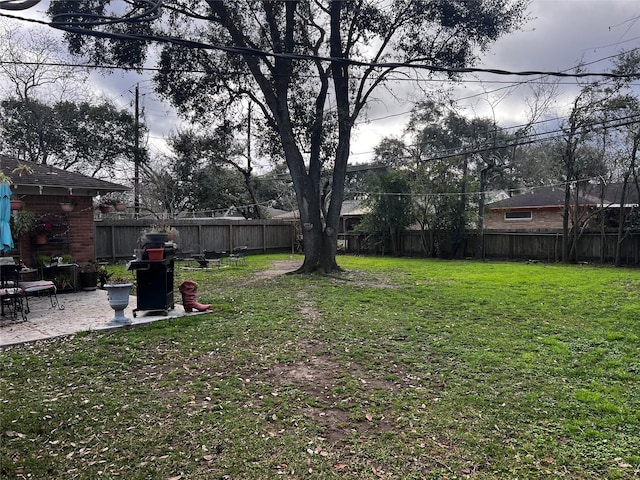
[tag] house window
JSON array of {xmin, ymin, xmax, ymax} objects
[{"xmin": 505, "ymin": 210, "xmax": 532, "ymax": 221}]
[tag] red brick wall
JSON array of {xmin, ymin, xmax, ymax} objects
[{"xmin": 15, "ymin": 195, "xmax": 95, "ymax": 267}]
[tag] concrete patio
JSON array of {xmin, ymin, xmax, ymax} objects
[{"xmin": 0, "ymin": 289, "xmax": 207, "ymax": 348}]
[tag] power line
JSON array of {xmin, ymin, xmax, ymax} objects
[
  {"xmin": 6, "ymin": 59, "xmax": 637, "ymax": 88},
  {"xmin": 349, "ymin": 113, "xmax": 640, "ymax": 163},
  {"xmin": 1, "ymin": 10, "xmax": 638, "ymax": 81},
  {"xmin": 415, "ymin": 115, "xmax": 640, "ymax": 163}
]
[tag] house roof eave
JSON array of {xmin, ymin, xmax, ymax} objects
[{"xmin": 1, "ymin": 155, "xmax": 128, "ymax": 195}]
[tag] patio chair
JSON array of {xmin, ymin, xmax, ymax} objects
[
  {"xmin": 228, "ymin": 246, "xmax": 248, "ymax": 266},
  {"xmin": 0, "ymin": 263, "xmax": 27, "ymax": 322},
  {"xmin": 187, "ymin": 245, "xmax": 208, "ymax": 268},
  {"xmin": 18, "ymin": 279, "xmax": 63, "ymax": 313},
  {"xmin": 203, "ymin": 250, "xmax": 224, "ymax": 268}
]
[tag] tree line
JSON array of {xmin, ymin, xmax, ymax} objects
[
  {"xmin": 354, "ymin": 51, "xmax": 640, "ymax": 264},
  {"xmin": 2, "ymin": 2, "xmax": 638, "ymax": 269}
]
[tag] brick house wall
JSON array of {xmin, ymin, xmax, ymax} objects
[
  {"xmin": 16, "ymin": 194, "xmax": 95, "ymax": 267},
  {"xmin": 485, "ymin": 207, "xmax": 564, "ymax": 231}
]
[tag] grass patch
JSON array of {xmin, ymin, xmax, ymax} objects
[{"xmin": 2, "ymin": 255, "xmax": 640, "ymax": 478}]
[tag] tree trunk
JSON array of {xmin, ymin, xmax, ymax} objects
[
  {"xmin": 615, "ymin": 136, "xmax": 639, "ymax": 266},
  {"xmin": 477, "ymin": 167, "xmax": 487, "ymax": 260},
  {"xmin": 569, "ymin": 183, "xmax": 581, "ymax": 263},
  {"xmin": 615, "ymin": 176, "xmax": 629, "ymax": 267},
  {"xmin": 562, "ymin": 180, "xmax": 571, "ymax": 263}
]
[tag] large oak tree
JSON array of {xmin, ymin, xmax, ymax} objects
[{"xmin": 48, "ymin": 0, "xmax": 527, "ymax": 272}]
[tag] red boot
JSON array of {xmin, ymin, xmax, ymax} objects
[{"xmin": 180, "ymin": 280, "xmax": 211, "ymax": 312}]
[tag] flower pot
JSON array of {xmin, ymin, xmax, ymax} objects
[
  {"xmin": 10, "ymin": 200, "xmax": 23, "ymax": 211},
  {"xmin": 99, "ymin": 205, "xmax": 112, "ymax": 214},
  {"xmin": 60, "ymin": 203, "xmax": 74, "ymax": 212},
  {"xmin": 35, "ymin": 234, "xmax": 47, "ymax": 244},
  {"xmin": 146, "ymin": 248, "xmax": 164, "ymax": 261},
  {"xmin": 105, "ymin": 283, "xmax": 133, "ymax": 324},
  {"xmin": 144, "ymin": 232, "xmax": 169, "ymax": 244},
  {"xmin": 79, "ymin": 271, "xmax": 99, "ymax": 291},
  {"xmin": 114, "ymin": 202, "xmax": 127, "ymax": 212}
]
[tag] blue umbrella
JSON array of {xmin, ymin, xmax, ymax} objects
[{"xmin": 0, "ymin": 182, "xmax": 14, "ymax": 253}]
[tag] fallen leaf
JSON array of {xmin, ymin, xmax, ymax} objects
[
  {"xmin": 372, "ymin": 466, "xmax": 385, "ymax": 477},
  {"xmin": 334, "ymin": 463, "xmax": 348, "ymax": 471}
]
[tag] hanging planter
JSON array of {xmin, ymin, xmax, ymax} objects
[
  {"xmin": 60, "ymin": 195, "xmax": 77, "ymax": 212},
  {"xmin": 35, "ymin": 233, "xmax": 47, "ymax": 244},
  {"xmin": 99, "ymin": 204, "xmax": 112, "ymax": 214},
  {"xmin": 114, "ymin": 202, "xmax": 127, "ymax": 212},
  {"xmin": 10, "ymin": 199, "xmax": 23, "ymax": 211}
]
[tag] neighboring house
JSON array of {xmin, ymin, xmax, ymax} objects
[
  {"xmin": 485, "ymin": 183, "xmax": 640, "ymax": 231},
  {"xmin": 274, "ymin": 199, "xmax": 369, "ymax": 234},
  {"xmin": 1, "ymin": 155, "xmax": 128, "ymax": 266}
]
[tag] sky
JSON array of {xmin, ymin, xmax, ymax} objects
[
  {"xmin": 354, "ymin": 0, "xmax": 640, "ymax": 161},
  {"xmin": 1, "ymin": 0, "xmax": 639, "ymax": 167}
]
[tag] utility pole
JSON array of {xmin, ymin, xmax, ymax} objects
[{"xmin": 134, "ymin": 84, "xmax": 140, "ymax": 215}]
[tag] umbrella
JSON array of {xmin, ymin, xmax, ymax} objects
[{"xmin": 0, "ymin": 182, "xmax": 14, "ymax": 253}]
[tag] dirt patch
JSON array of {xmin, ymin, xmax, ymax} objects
[
  {"xmin": 255, "ymin": 260, "xmax": 399, "ymax": 290},
  {"xmin": 300, "ymin": 301, "xmax": 321, "ymax": 321},
  {"xmin": 270, "ymin": 355, "xmax": 339, "ymax": 397},
  {"xmin": 254, "ymin": 260, "xmax": 302, "ymax": 279}
]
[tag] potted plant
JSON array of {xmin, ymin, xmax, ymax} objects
[
  {"xmin": 104, "ymin": 273, "xmax": 134, "ymax": 324},
  {"xmin": 144, "ymin": 222, "xmax": 178, "ymax": 245},
  {"xmin": 33, "ymin": 221, "xmax": 53, "ymax": 244},
  {"xmin": 11, "ymin": 210, "xmax": 35, "ymax": 239},
  {"xmin": 53, "ymin": 272, "xmax": 75, "ymax": 291},
  {"xmin": 4, "ymin": 163, "xmax": 32, "ymax": 210},
  {"xmin": 36, "ymin": 255, "xmax": 52, "ymax": 268},
  {"xmin": 10, "ymin": 196, "xmax": 24, "ymax": 211},
  {"xmin": 9, "ymin": 209, "xmax": 34, "ymax": 259},
  {"xmin": 109, "ymin": 194, "xmax": 128, "ymax": 212},
  {"xmin": 98, "ymin": 202, "xmax": 112, "ymax": 214},
  {"xmin": 11, "ymin": 162, "xmax": 33, "ymax": 177},
  {"xmin": 79, "ymin": 261, "xmax": 99, "ymax": 291},
  {"xmin": 97, "ymin": 265, "xmax": 112, "ymax": 288}
]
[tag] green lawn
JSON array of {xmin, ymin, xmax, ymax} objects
[{"xmin": 1, "ymin": 254, "xmax": 639, "ymax": 479}]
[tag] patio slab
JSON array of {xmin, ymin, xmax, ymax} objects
[{"xmin": 0, "ymin": 289, "xmax": 208, "ymax": 348}]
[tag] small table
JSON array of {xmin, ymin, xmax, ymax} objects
[{"xmin": 40, "ymin": 263, "xmax": 78, "ymax": 292}]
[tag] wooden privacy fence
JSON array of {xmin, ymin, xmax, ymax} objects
[
  {"xmin": 95, "ymin": 218, "xmax": 295, "ymax": 260},
  {"xmin": 96, "ymin": 218, "xmax": 640, "ymax": 266},
  {"xmin": 340, "ymin": 230, "xmax": 640, "ymax": 265},
  {"xmin": 480, "ymin": 231, "xmax": 640, "ymax": 265}
]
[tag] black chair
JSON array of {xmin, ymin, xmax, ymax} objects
[
  {"xmin": 228, "ymin": 246, "xmax": 248, "ymax": 266},
  {"xmin": 203, "ymin": 250, "xmax": 223, "ymax": 268},
  {"xmin": 0, "ymin": 263, "xmax": 27, "ymax": 322}
]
